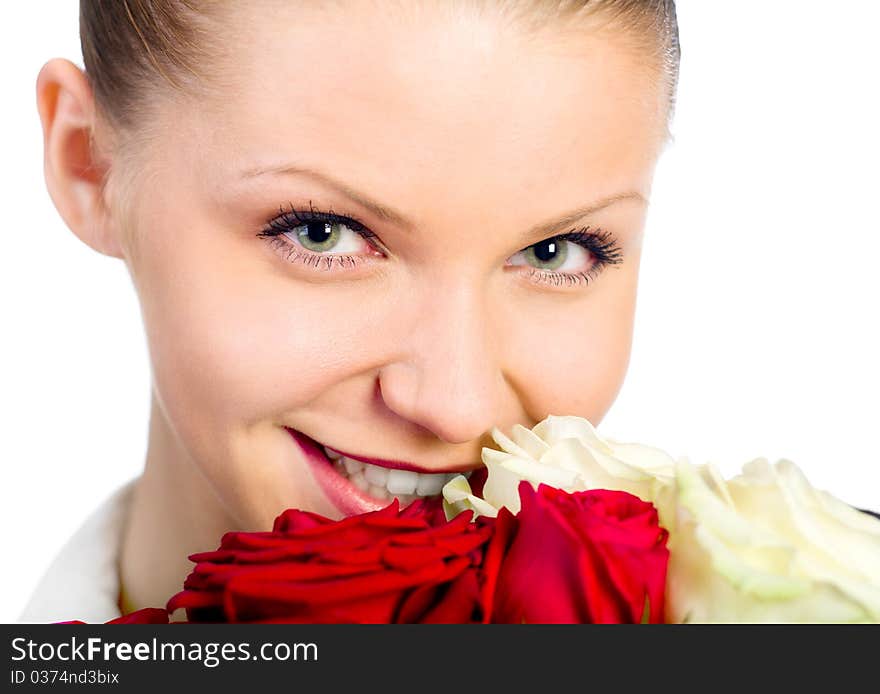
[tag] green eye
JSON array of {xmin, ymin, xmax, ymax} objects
[
  {"xmin": 296, "ymin": 221, "xmax": 342, "ymax": 252},
  {"xmin": 524, "ymin": 238, "xmax": 568, "ymax": 270}
]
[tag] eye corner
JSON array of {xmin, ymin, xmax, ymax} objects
[{"xmin": 256, "ymin": 202, "xmax": 386, "ymax": 275}]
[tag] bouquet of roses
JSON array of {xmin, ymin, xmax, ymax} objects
[
  {"xmin": 443, "ymin": 416, "xmax": 880, "ymax": 622},
  {"xmin": 63, "ymin": 416, "xmax": 880, "ymax": 624}
]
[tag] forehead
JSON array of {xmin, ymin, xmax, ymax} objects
[{"xmin": 184, "ymin": 2, "xmax": 665, "ymax": 222}]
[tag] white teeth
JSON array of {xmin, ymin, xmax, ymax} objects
[
  {"xmin": 386, "ymin": 469, "xmax": 419, "ymax": 495},
  {"xmin": 415, "ymin": 473, "xmax": 448, "ymax": 496},
  {"xmin": 323, "ymin": 446, "xmax": 343, "ymax": 461},
  {"xmin": 368, "ymin": 484, "xmax": 389, "ymax": 500},
  {"xmin": 363, "ymin": 464, "xmax": 389, "ymax": 487},
  {"xmin": 322, "ymin": 446, "xmax": 476, "ymax": 503},
  {"xmin": 349, "ymin": 472, "xmax": 369, "ymax": 492},
  {"xmin": 343, "ymin": 457, "xmax": 363, "ymax": 475}
]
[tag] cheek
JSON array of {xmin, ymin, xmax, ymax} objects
[
  {"xmin": 129, "ymin": 217, "xmax": 375, "ymax": 441},
  {"xmin": 504, "ymin": 271, "xmax": 639, "ymax": 423},
  {"xmin": 126, "ymin": 215, "xmax": 395, "ymax": 526}
]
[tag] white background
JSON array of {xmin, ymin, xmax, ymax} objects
[{"xmin": 1, "ymin": 3, "xmax": 878, "ymax": 622}]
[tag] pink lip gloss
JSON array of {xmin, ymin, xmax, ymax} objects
[{"xmin": 285, "ymin": 427, "xmax": 452, "ymax": 517}]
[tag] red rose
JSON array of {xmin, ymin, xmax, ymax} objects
[
  {"xmin": 106, "ymin": 607, "xmax": 171, "ymax": 624},
  {"xmin": 107, "ymin": 607, "xmax": 170, "ymax": 624},
  {"xmin": 56, "ymin": 607, "xmax": 171, "ymax": 625},
  {"xmin": 482, "ymin": 483, "xmax": 669, "ymax": 623},
  {"xmin": 166, "ymin": 499, "xmax": 493, "ymax": 623}
]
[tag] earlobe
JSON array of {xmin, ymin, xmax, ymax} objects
[{"xmin": 36, "ymin": 58, "xmax": 123, "ymax": 259}]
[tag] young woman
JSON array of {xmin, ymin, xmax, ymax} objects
[{"xmin": 20, "ymin": 0, "xmax": 680, "ymax": 622}]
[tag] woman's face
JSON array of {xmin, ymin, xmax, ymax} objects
[{"xmin": 117, "ymin": 4, "xmax": 667, "ymax": 527}]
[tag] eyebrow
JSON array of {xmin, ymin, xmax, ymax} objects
[{"xmin": 240, "ymin": 162, "xmax": 646, "ymax": 241}]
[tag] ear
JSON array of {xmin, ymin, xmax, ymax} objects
[{"xmin": 36, "ymin": 58, "xmax": 123, "ymax": 259}]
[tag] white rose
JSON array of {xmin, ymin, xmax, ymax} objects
[
  {"xmin": 442, "ymin": 414, "xmax": 677, "ymax": 520},
  {"xmin": 442, "ymin": 414, "xmax": 880, "ymax": 623},
  {"xmin": 667, "ymin": 456, "xmax": 880, "ymax": 623}
]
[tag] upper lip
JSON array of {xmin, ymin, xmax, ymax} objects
[{"xmin": 287, "ymin": 427, "xmax": 480, "ymax": 475}]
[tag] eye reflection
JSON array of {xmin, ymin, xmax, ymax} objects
[
  {"xmin": 258, "ymin": 205, "xmax": 621, "ymax": 288},
  {"xmin": 509, "ymin": 237, "xmax": 593, "ymax": 274},
  {"xmin": 290, "ymin": 220, "xmax": 364, "ymax": 253},
  {"xmin": 525, "ymin": 238, "xmax": 567, "ymax": 270}
]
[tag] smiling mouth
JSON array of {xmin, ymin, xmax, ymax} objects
[
  {"xmin": 285, "ymin": 427, "xmax": 478, "ymax": 512},
  {"xmin": 321, "ymin": 445, "xmax": 472, "ymax": 505}
]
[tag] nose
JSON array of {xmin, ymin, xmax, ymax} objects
[{"xmin": 377, "ymin": 278, "xmax": 507, "ymax": 445}]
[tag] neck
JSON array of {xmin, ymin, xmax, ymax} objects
[{"xmin": 118, "ymin": 397, "xmax": 237, "ymax": 618}]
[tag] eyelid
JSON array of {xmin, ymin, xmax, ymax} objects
[
  {"xmin": 255, "ymin": 203, "xmax": 388, "ymax": 277},
  {"xmin": 267, "ymin": 202, "xmax": 371, "ymax": 235},
  {"xmin": 506, "ymin": 226, "xmax": 624, "ymax": 289},
  {"xmin": 513, "ymin": 226, "xmax": 624, "ymax": 267},
  {"xmin": 259, "ymin": 202, "xmax": 386, "ymax": 250},
  {"xmin": 257, "ymin": 205, "xmax": 623, "ymax": 289}
]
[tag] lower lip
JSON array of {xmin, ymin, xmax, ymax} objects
[{"xmin": 284, "ymin": 427, "xmax": 444, "ymax": 517}]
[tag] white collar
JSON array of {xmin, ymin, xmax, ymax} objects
[{"xmin": 17, "ymin": 477, "xmax": 138, "ymax": 624}]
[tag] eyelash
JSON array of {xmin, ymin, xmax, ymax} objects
[
  {"xmin": 256, "ymin": 202, "xmax": 624, "ymax": 287},
  {"xmin": 256, "ymin": 202, "xmax": 380, "ymax": 271}
]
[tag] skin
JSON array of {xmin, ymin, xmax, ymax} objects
[{"xmin": 36, "ymin": 3, "xmax": 669, "ymax": 614}]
